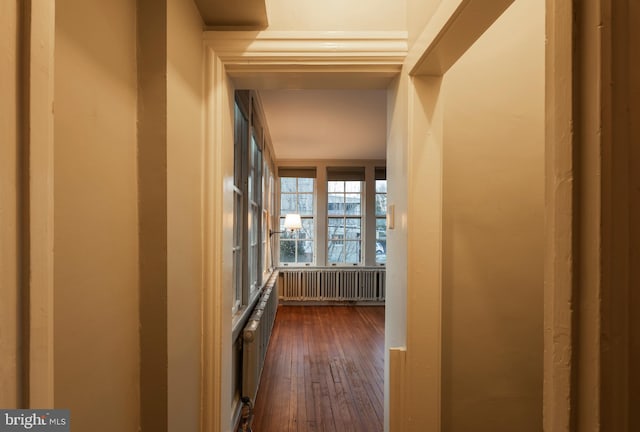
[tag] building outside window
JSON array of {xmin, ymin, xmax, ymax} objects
[{"xmin": 279, "ymin": 172, "xmax": 315, "ymax": 264}]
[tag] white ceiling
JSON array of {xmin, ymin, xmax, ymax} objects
[{"xmin": 258, "ymin": 89, "xmax": 387, "ymax": 161}]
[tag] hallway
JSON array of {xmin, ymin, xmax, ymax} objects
[
  {"xmin": 3, "ymin": 1, "xmax": 637, "ymax": 431},
  {"xmin": 252, "ymin": 306, "xmax": 384, "ymax": 432}
]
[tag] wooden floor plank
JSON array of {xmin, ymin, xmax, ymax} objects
[{"xmin": 253, "ymin": 306, "xmax": 384, "ymax": 432}]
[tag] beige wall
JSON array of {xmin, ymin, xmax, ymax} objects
[
  {"xmin": 440, "ymin": 1, "xmax": 544, "ymax": 430},
  {"xmin": 0, "ymin": 0, "xmax": 20, "ymax": 409},
  {"xmin": 167, "ymin": 0, "xmax": 204, "ymax": 430},
  {"xmin": 406, "ymin": 0, "xmax": 441, "ymax": 47},
  {"xmin": 54, "ymin": 1, "xmax": 139, "ymax": 430},
  {"xmin": 266, "ymin": 0, "xmax": 405, "ymax": 31}
]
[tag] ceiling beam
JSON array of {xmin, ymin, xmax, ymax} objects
[{"xmin": 194, "ymin": 0, "xmax": 268, "ymax": 28}]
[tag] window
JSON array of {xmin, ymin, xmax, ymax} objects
[
  {"xmin": 328, "ymin": 180, "xmax": 363, "ymax": 264},
  {"xmin": 279, "ymin": 176, "xmax": 315, "ymax": 264},
  {"xmin": 232, "ymin": 101, "xmax": 247, "ymax": 313},
  {"xmin": 262, "ymin": 155, "xmax": 274, "ymax": 278},
  {"xmin": 248, "ymin": 133, "xmax": 262, "ymax": 297},
  {"xmin": 232, "ymin": 91, "xmax": 276, "ymax": 315},
  {"xmin": 375, "ymin": 175, "xmax": 387, "ymax": 264},
  {"xmin": 275, "ymin": 164, "xmax": 385, "ymax": 267}
]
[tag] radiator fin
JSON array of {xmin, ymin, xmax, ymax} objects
[
  {"xmin": 280, "ymin": 268, "xmax": 385, "ymax": 302},
  {"xmin": 242, "ymin": 273, "xmax": 279, "ymax": 403}
]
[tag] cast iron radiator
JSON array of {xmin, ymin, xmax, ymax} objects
[
  {"xmin": 242, "ymin": 273, "xmax": 279, "ymax": 403},
  {"xmin": 279, "ymin": 267, "xmax": 386, "ymax": 302}
]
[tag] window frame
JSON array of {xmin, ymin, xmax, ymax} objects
[
  {"xmin": 375, "ymin": 177, "xmax": 387, "ymax": 265},
  {"xmin": 232, "ymin": 91, "xmax": 277, "ymax": 317},
  {"xmin": 278, "ymin": 176, "xmax": 316, "ymax": 266},
  {"xmin": 327, "ymin": 179, "xmax": 364, "ymax": 265}
]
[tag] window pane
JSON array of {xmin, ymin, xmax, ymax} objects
[
  {"xmin": 280, "ymin": 194, "xmax": 296, "ymax": 214},
  {"xmin": 345, "ymin": 181, "xmax": 361, "ymax": 193},
  {"xmin": 344, "ymin": 241, "xmax": 361, "ymax": 263},
  {"xmin": 376, "ymin": 218, "xmax": 387, "ymax": 264},
  {"xmin": 345, "ymin": 218, "xmax": 361, "ymax": 239},
  {"xmin": 297, "ymin": 241, "xmax": 313, "ymax": 263},
  {"xmin": 280, "ymin": 177, "xmax": 296, "ymax": 193},
  {"xmin": 328, "ymin": 194, "xmax": 344, "ymax": 215},
  {"xmin": 234, "ymin": 193, "xmax": 242, "ymax": 247},
  {"xmin": 297, "ymin": 194, "xmax": 313, "ymax": 215},
  {"xmin": 298, "ymin": 178, "xmax": 314, "ymax": 192},
  {"xmin": 376, "ymin": 218, "xmax": 387, "ymax": 239},
  {"xmin": 328, "ymin": 218, "xmax": 345, "ymax": 239},
  {"xmin": 300, "ymin": 218, "xmax": 314, "ymax": 240},
  {"xmin": 280, "ymin": 240, "xmax": 296, "ymax": 263},
  {"xmin": 279, "ymin": 218, "xmax": 295, "ymax": 239},
  {"xmin": 376, "ymin": 194, "xmax": 387, "ymax": 216},
  {"xmin": 250, "ymin": 206, "xmax": 259, "ymax": 243},
  {"xmin": 345, "ymin": 194, "xmax": 361, "ymax": 215},
  {"xmin": 328, "ymin": 181, "xmax": 344, "ymax": 193},
  {"xmin": 376, "ymin": 179, "xmax": 387, "ymax": 193},
  {"xmin": 328, "ymin": 240, "xmax": 343, "ymax": 263}
]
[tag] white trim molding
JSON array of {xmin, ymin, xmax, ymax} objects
[
  {"xmin": 203, "ymin": 31, "xmax": 408, "ymax": 91},
  {"xmin": 203, "ymin": 30, "xmax": 408, "ymax": 66}
]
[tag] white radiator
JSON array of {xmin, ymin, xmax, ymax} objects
[
  {"xmin": 279, "ymin": 268, "xmax": 385, "ymax": 302},
  {"xmin": 242, "ymin": 273, "xmax": 279, "ymax": 403}
]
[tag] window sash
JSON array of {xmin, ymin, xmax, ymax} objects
[{"xmin": 279, "ymin": 177, "xmax": 315, "ymax": 264}]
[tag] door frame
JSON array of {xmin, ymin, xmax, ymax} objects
[{"xmin": 201, "ymin": 29, "xmax": 407, "ymax": 432}]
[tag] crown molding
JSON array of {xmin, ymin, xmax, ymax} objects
[{"xmin": 203, "ymin": 30, "xmax": 408, "ymax": 68}]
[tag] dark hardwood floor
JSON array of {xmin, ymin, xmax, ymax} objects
[{"xmin": 252, "ymin": 305, "xmax": 385, "ymax": 432}]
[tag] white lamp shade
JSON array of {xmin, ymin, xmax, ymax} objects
[{"xmin": 283, "ymin": 213, "xmax": 302, "ymax": 231}]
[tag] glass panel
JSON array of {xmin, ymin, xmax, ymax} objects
[
  {"xmin": 327, "ymin": 240, "xmax": 343, "ymax": 263},
  {"xmin": 279, "ymin": 240, "xmax": 295, "ymax": 263},
  {"xmin": 345, "ymin": 218, "xmax": 361, "ymax": 239},
  {"xmin": 328, "ymin": 181, "xmax": 344, "ymax": 193},
  {"xmin": 297, "ymin": 241, "xmax": 313, "ymax": 263},
  {"xmin": 298, "ymin": 178, "xmax": 314, "ymax": 193},
  {"xmin": 280, "ymin": 217, "xmax": 295, "ymax": 240},
  {"xmin": 344, "ymin": 241, "xmax": 361, "ymax": 263},
  {"xmin": 376, "ymin": 179, "xmax": 387, "ymax": 193},
  {"xmin": 234, "ymin": 193, "xmax": 242, "ymax": 247},
  {"xmin": 300, "ymin": 218, "xmax": 314, "ymax": 240},
  {"xmin": 233, "ymin": 104, "xmax": 245, "ymax": 187},
  {"xmin": 375, "ymin": 194, "xmax": 387, "ymax": 216},
  {"xmin": 328, "ymin": 194, "xmax": 344, "ymax": 215},
  {"xmin": 280, "ymin": 194, "xmax": 296, "ymax": 214},
  {"xmin": 254, "ymin": 207, "xmax": 260, "ymax": 243},
  {"xmin": 376, "ymin": 217, "xmax": 387, "ymax": 264},
  {"xmin": 297, "ymin": 194, "xmax": 313, "ymax": 215},
  {"xmin": 345, "ymin": 194, "xmax": 361, "ymax": 215},
  {"xmin": 376, "ymin": 218, "xmax": 387, "ymax": 240},
  {"xmin": 328, "ymin": 218, "xmax": 345, "ymax": 239},
  {"xmin": 280, "ymin": 177, "xmax": 296, "ymax": 193},
  {"xmin": 345, "ymin": 181, "xmax": 361, "ymax": 193}
]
